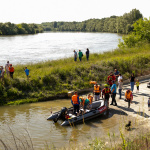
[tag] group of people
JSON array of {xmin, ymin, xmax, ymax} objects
[
  {"xmin": 73, "ymin": 48, "xmax": 89, "ymax": 62},
  {"xmin": 0, "ymin": 61, "xmax": 30, "ymax": 81},
  {"xmin": 71, "ymin": 91, "xmax": 93, "ymax": 115},
  {"xmin": 71, "ymin": 69, "xmax": 144, "ymax": 116}
]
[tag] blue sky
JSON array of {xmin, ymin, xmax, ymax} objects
[{"xmin": 0, "ymin": 0, "xmax": 149, "ymax": 24}]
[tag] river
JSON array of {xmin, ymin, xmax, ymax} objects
[
  {"xmin": 0, "ymin": 32, "xmax": 122, "ymax": 66},
  {"xmin": 0, "ymin": 99, "xmax": 127, "ymax": 149},
  {"xmin": 0, "ymin": 32, "xmax": 123, "ymax": 149}
]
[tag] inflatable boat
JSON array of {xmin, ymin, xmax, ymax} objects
[{"xmin": 47, "ymin": 99, "xmax": 108, "ymax": 126}]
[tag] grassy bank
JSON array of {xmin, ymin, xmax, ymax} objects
[{"xmin": 0, "ymin": 43, "xmax": 150, "ymax": 105}]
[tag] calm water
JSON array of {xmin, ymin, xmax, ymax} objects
[
  {"xmin": 0, "ymin": 32, "xmax": 123, "ymax": 149},
  {"xmin": 0, "ymin": 32, "xmax": 122, "ymax": 66},
  {"xmin": 0, "ymin": 99, "xmax": 127, "ymax": 149}
]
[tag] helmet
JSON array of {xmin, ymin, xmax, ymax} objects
[{"xmin": 104, "ymin": 84, "xmax": 108, "ymax": 87}]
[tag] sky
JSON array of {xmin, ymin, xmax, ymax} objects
[{"xmin": 0, "ymin": 0, "xmax": 149, "ymax": 24}]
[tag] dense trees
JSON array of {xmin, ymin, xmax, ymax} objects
[
  {"xmin": 118, "ymin": 18, "xmax": 150, "ymax": 48},
  {"xmin": 0, "ymin": 9, "xmax": 143, "ymax": 35},
  {"xmin": 42, "ymin": 9, "xmax": 143, "ymax": 34},
  {"xmin": 0, "ymin": 22, "xmax": 44, "ymax": 35}
]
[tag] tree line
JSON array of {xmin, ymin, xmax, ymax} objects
[
  {"xmin": 42, "ymin": 9, "xmax": 143, "ymax": 34},
  {"xmin": 0, "ymin": 9, "xmax": 143, "ymax": 35},
  {"xmin": 0, "ymin": 22, "xmax": 44, "ymax": 35}
]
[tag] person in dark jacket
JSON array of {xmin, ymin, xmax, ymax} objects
[{"xmin": 86, "ymin": 48, "xmax": 89, "ymax": 61}]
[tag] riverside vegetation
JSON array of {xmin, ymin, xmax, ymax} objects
[{"xmin": 0, "ymin": 17, "xmax": 150, "ymax": 105}]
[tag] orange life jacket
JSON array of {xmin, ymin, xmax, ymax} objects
[
  {"xmin": 9, "ymin": 67, "xmax": 14, "ymax": 72},
  {"xmin": 90, "ymin": 81, "xmax": 97, "ymax": 84},
  {"xmin": 72, "ymin": 94, "xmax": 79, "ymax": 104},
  {"xmin": 94, "ymin": 85, "xmax": 100, "ymax": 93},
  {"xmin": 88, "ymin": 95, "xmax": 93, "ymax": 104},
  {"xmin": 125, "ymin": 91, "xmax": 132, "ymax": 100}
]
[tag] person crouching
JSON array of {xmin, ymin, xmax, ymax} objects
[{"xmin": 79, "ymin": 97, "xmax": 90, "ymax": 113}]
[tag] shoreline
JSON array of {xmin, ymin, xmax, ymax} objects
[{"xmin": 5, "ymin": 74, "xmax": 150, "ymax": 106}]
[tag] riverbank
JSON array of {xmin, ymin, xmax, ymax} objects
[
  {"xmin": 66, "ymin": 80, "xmax": 150, "ymax": 150},
  {"xmin": 0, "ymin": 43, "xmax": 150, "ymax": 105}
]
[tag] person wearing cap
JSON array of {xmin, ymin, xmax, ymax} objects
[
  {"xmin": 110, "ymin": 81, "xmax": 117, "ymax": 106},
  {"xmin": 93, "ymin": 83, "xmax": 101, "ymax": 101},
  {"xmin": 5, "ymin": 61, "xmax": 10, "ymax": 77},
  {"xmin": 125, "ymin": 89, "xmax": 133, "ymax": 108},
  {"xmin": 71, "ymin": 91, "xmax": 80, "ymax": 116},
  {"xmin": 9, "ymin": 64, "xmax": 14, "ymax": 79},
  {"xmin": 102, "ymin": 84, "xmax": 111, "ymax": 107}
]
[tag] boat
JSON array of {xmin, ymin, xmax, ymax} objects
[{"xmin": 47, "ymin": 99, "xmax": 109, "ymax": 126}]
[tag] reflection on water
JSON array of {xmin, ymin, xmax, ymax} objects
[{"xmin": 0, "ymin": 99, "xmax": 128, "ymax": 149}]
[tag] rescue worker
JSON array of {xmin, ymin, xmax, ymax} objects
[
  {"xmin": 107, "ymin": 72, "xmax": 116, "ymax": 87},
  {"xmin": 71, "ymin": 91, "xmax": 80, "ymax": 116},
  {"xmin": 125, "ymin": 89, "xmax": 133, "ymax": 108},
  {"xmin": 93, "ymin": 83, "xmax": 101, "ymax": 101},
  {"xmin": 88, "ymin": 94, "xmax": 93, "ymax": 110},
  {"xmin": 79, "ymin": 97, "xmax": 90, "ymax": 113},
  {"xmin": 102, "ymin": 84, "xmax": 111, "ymax": 107}
]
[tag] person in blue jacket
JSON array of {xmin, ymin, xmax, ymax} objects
[{"xmin": 110, "ymin": 81, "xmax": 117, "ymax": 106}]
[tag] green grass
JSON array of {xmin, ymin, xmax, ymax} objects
[{"xmin": 0, "ymin": 43, "xmax": 150, "ymax": 105}]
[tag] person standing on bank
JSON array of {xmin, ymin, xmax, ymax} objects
[
  {"xmin": 85, "ymin": 48, "xmax": 89, "ymax": 61},
  {"xmin": 5, "ymin": 61, "xmax": 10, "ymax": 77},
  {"xmin": 110, "ymin": 81, "xmax": 117, "ymax": 106},
  {"xmin": 130, "ymin": 73, "xmax": 135, "ymax": 92},
  {"xmin": 9, "ymin": 64, "xmax": 14, "ymax": 79},
  {"xmin": 24, "ymin": 67, "xmax": 29, "ymax": 80},
  {"xmin": 73, "ymin": 50, "xmax": 77, "ymax": 62},
  {"xmin": 78, "ymin": 50, "xmax": 83, "ymax": 62},
  {"xmin": 93, "ymin": 83, "xmax": 101, "ymax": 101},
  {"xmin": 118, "ymin": 73, "xmax": 123, "ymax": 99}
]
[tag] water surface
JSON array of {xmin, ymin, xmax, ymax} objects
[{"xmin": 0, "ymin": 32, "xmax": 122, "ymax": 66}]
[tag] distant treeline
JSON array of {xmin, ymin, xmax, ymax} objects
[
  {"xmin": 0, "ymin": 22, "xmax": 44, "ymax": 35},
  {"xmin": 42, "ymin": 9, "xmax": 143, "ymax": 34}
]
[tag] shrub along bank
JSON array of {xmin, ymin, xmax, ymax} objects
[{"xmin": 0, "ymin": 43, "xmax": 150, "ymax": 105}]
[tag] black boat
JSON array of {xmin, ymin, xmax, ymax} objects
[{"xmin": 47, "ymin": 99, "xmax": 109, "ymax": 126}]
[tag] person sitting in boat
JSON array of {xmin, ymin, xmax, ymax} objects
[
  {"xmin": 102, "ymin": 84, "xmax": 111, "ymax": 107},
  {"xmin": 79, "ymin": 97, "xmax": 90, "ymax": 113},
  {"xmin": 71, "ymin": 91, "xmax": 80, "ymax": 116},
  {"xmin": 88, "ymin": 94, "xmax": 93, "ymax": 110}
]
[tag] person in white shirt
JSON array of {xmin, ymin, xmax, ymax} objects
[{"xmin": 5, "ymin": 61, "xmax": 10, "ymax": 77}]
